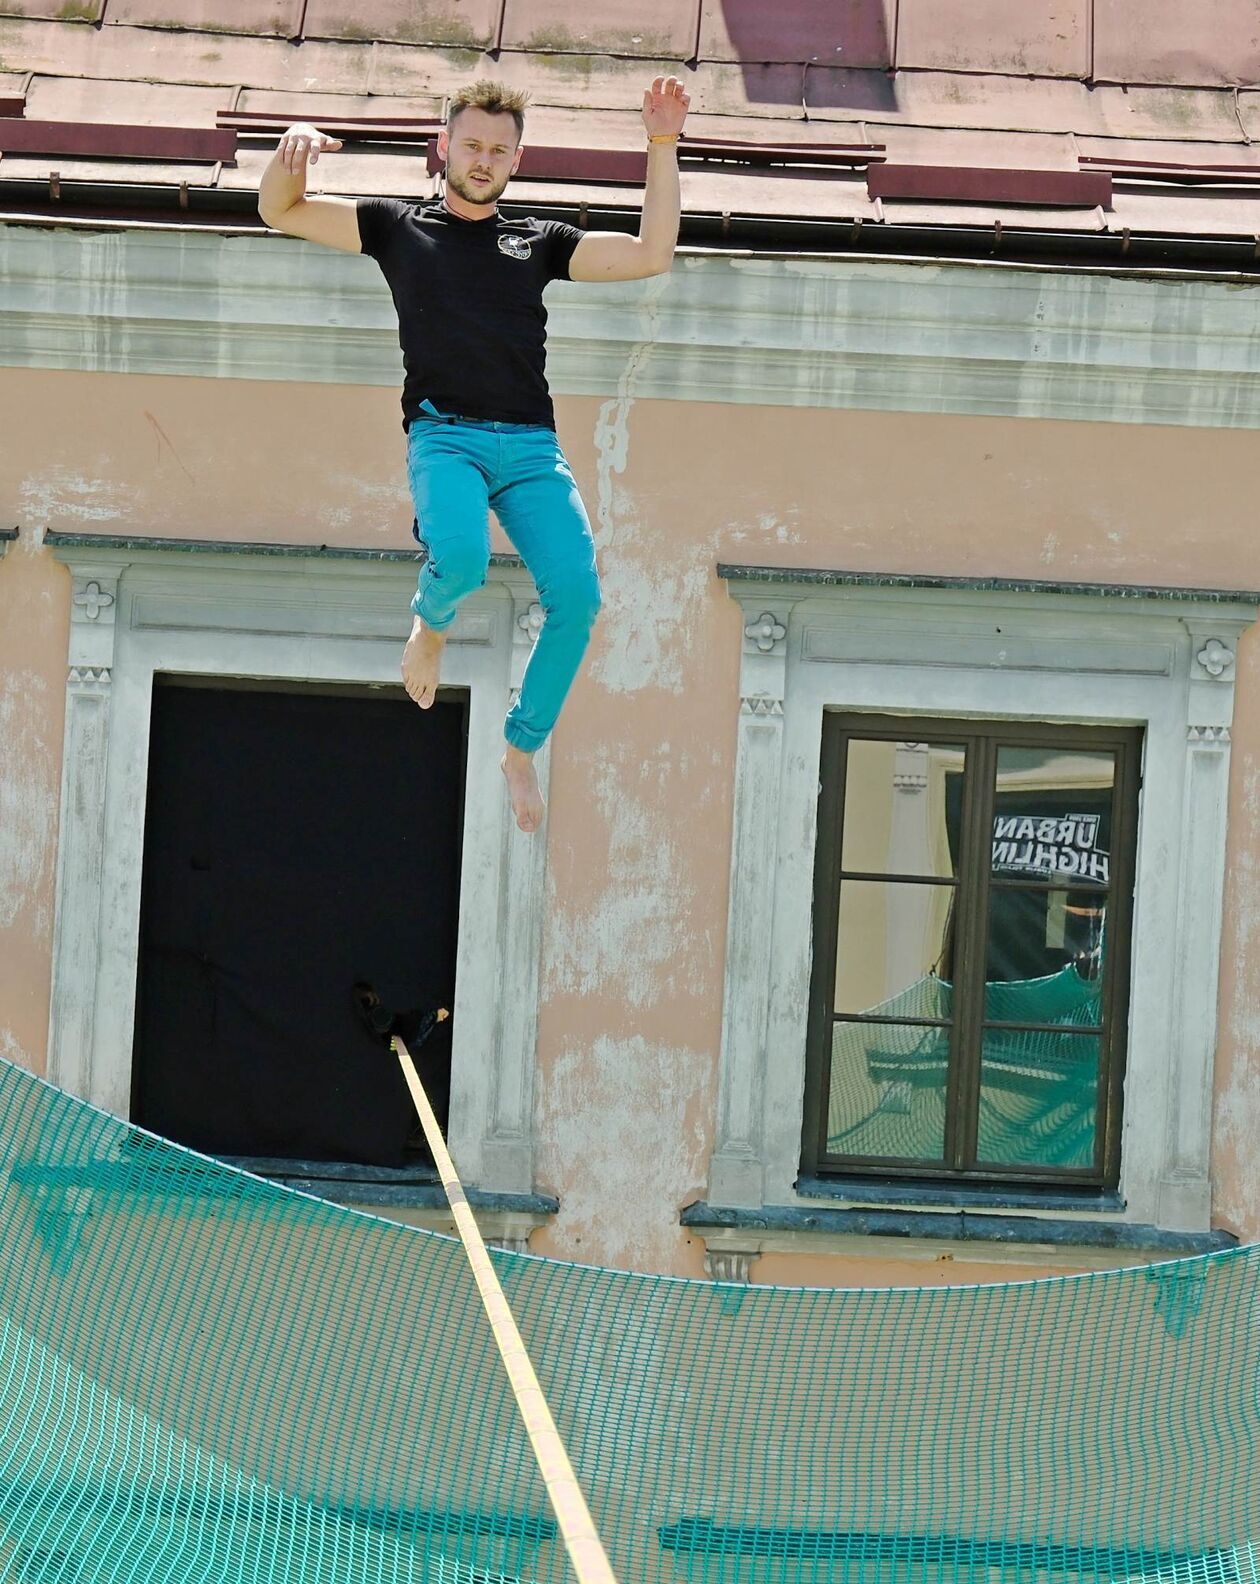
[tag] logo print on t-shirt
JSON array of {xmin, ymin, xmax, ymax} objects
[{"xmin": 498, "ymin": 234, "xmax": 533, "ymax": 260}]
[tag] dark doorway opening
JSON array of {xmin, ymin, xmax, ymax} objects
[{"xmin": 132, "ymin": 677, "xmax": 466, "ymax": 1175}]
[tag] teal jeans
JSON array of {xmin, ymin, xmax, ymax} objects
[{"xmin": 407, "ymin": 405, "xmax": 601, "ymax": 752}]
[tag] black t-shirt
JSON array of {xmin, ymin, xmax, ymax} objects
[{"xmin": 357, "ymin": 197, "xmax": 584, "ymax": 429}]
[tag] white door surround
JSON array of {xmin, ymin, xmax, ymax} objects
[{"xmin": 46, "ymin": 534, "xmax": 548, "ymax": 1200}]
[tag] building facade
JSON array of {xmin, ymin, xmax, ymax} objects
[{"xmin": 2, "ymin": 1, "xmax": 1259, "ymax": 1285}]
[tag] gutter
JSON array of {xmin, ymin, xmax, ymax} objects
[{"xmin": 4, "ymin": 178, "xmax": 1260, "ymax": 279}]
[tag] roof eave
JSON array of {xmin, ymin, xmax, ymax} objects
[{"xmin": 3, "ymin": 179, "xmax": 1259, "ymax": 275}]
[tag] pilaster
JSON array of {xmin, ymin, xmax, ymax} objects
[
  {"xmin": 47, "ymin": 567, "xmax": 122, "ymax": 1101},
  {"xmin": 479, "ymin": 576, "xmax": 550, "ymax": 1193},
  {"xmin": 709, "ymin": 602, "xmax": 795, "ymax": 1208},
  {"xmin": 1157, "ymin": 618, "xmax": 1244, "ymax": 1230}
]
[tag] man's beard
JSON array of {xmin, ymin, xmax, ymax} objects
[{"xmin": 446, "ymin": 168, "xmax": 511, "ymax": 205}]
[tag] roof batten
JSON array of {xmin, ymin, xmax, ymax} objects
[
  {"xmin": 0, "ymin": 119, "xmax": 236, "ymax": 162},
  {"xmin": 869, "ymin": 164, "xmax": 1112, "ymax": 207}
]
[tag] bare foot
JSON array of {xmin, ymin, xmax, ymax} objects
[
  {"xmin": 501, "ymin": 745, "xmax": 545, "ymax": 835},
  {"xmin": 401, "ymin": 617, "xmax": 445, "ymax": 708}
]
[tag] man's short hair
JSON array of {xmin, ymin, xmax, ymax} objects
[{"xmin": 447, "ymin": 80, "xmax": 530, "ymax": 141}]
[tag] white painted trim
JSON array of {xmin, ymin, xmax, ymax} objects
[
  {"xmin": 711, "ymin": 579, "xmax": 1256, "ymax": 1238},
  {"xmin": 7, "ymin": 224, "xmax": 1260, "ymax": 428},
  {"xmin": 710, "ymin": 608, "xmax": 795, "ymax": 1209},
  {"xmin": 44, "ymin": 545, "xmax": 546, "ymax": 1196}
]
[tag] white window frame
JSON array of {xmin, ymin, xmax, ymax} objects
[
  {"xmin": 711, "ymin": 571, "xmax": 1256, "ymax": 1240},
  {"xmin": 46, "ymin": 539, "xmax": 549, "ymax": 1210}
]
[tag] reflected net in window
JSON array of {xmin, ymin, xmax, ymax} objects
[
  {"xmin": 827, "ymin": 1018, "xmax": 951, "ymax": 1163},
  {"xmin": 979, "ymin": 746, "xmax": 1118, "ymax": 1174},
  {"xmin": 975, "ymin": 1027, "xmax": 1102, "ymax": 1171},
  {"xmin": 812, "ymin": 717, "xmax": 1138, "ymax": 1185},
  {"xmin": 827, "ymin": 879, "xmax": 955, "ymax": 1165}
]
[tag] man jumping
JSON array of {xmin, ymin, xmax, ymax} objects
[{"xmin": 258, "ymin": 76, "xmax": 690, "ymax": 833}]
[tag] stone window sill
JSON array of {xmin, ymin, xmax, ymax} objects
[
  {"xmin": 796, "ymin": 1173, "xmax": 1125, "ymax": 1215},
  {"xmin": 262, "ymin": 1172, "xmax": 558, "ymax": 1249},
  {"xmin": 681, "ymin": 1200, "xmax": 1235, "ymax": 1280}
]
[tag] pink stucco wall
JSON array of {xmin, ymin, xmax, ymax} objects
[{"xmin": 2, "ymin": 364, "xmax": 1257, "ymax": 1277}]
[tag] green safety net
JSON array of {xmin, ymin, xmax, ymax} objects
[{"xmin": 0, "ymin": 1053, "xmax": 1256, "ymax": 1584}]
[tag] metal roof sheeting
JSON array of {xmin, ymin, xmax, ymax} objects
[
  {"xmin": 2, "ymin": 2, "xmax": 1260, "ymax": 252},
  {"xmin": 895, "ymin": 0, "xmax": 1090, "ymax": 78},
  {"xmin": 1093, "ymin": 0, "xmax": 1260, "ymax": 86},
  {"xmin": 0, "ymin": 0, "xmax": 1256, "ymax": 82},
  {"xmin": 496, "ymin": 0, "xmax": 697, "ymax": 58},
  {"xmin": 697, "ymin": 0, "xmax": 862, "ymax": 68},
  {"xmin": 106, "ymin": 0, "xmax": 302, "ymax": 36},
  {"xmin": 301, "ymin": 0, "xmax": 503, "ymax": 48}
]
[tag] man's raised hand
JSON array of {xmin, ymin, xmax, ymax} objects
[
  {"xmin": 277, "ymin": 123, "xmax": 344, "ymax": 176},
  {"xmin": 259, "ymin": 124, "xmax": 361, "ymax": 252},
  {"xmin": 642, "ymin": 76, "xmax": 690, "ymax": 139}
]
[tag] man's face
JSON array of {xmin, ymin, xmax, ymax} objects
[{"xmin": 439, "ymin": 108, "xmax": 523, "ymax": 205}]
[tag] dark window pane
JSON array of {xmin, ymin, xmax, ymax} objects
[
  {"xmin": 984, "ymin": 884, "xmax": 1109, "ymax": 997},
  {"xmin": 982, "ymin": 880, "xmax": 1103, "ymax": 988},
  {"xmin": 826, "ymin": 1019, "xmax": 949, "ymax": 1164},
  {"xmin": 990, "ymin": 747, "xmax": 1116, "ymax": 884},
  {"xmin": 975, "ymin": 1028, "xmax": 1101, "ymax": 1171},
  {"xmin": 841, "ymin": 738, "xmax": 966, "ymax": 877},
  {"xmin": 834, "ymin": 879, "xmax": 957, "ymax": 1017}
]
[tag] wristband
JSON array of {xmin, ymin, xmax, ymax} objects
[{"xmin": 648, "ymin": 133, "xmax": 680, "ymax": 144}]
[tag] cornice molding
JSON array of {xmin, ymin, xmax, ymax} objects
[
  {"xmin": 718, "ymin": 562, "xmax": 1260, "ymax": 607},
  {"xmin": 6, "ymin": 223, "xmax": 1260, "ymax": 428}
]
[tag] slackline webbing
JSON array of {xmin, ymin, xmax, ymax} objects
[
  {"xmin": 0, "ymin": 1050, "xmax": 1256, "ymax": 1584},
  {"xmin": 392, "ymin": 1035, "xmax": 617, "ymax": 1584}
]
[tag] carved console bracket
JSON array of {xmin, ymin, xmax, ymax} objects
[{"xmin": 703, "ymin": 1247, "xmax": 756, "ymax": 1284}]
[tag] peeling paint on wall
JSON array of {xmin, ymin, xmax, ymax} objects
[
  {"xmin": 0, "ymin": 673, "xmax": 56, "ymax": 937},
  {"xmin": 589, "ymin": 274, "xmax": 714, "ymax": 696},
  {"xmin": 317, "ymin": 474, "xmax": 411, "ymax": 537},
  {"xmin": 539, "ymin": 1033, "xmax": 709, "ymax": 1272},
  {"xmin": 1215, "ymin": 755, "xmax": 1260, "ymax": 1236},
  {"xmin": 0, "ymin": 1029, "xmax": 34, "ymax": 1070},
  {"xmin": 0, "ymin": 517, "xmax": 71, "ymax": 1081},
  {"xmin": 545, "ymin": 740, "xmax": 715, "ymax": 1008},
  {"xmin": 18, "ymin": 470, "xmax": 141, "ymax": 528}
]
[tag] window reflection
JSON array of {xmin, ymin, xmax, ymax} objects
[
  {"xmin": 986, "ymin": 746, "xmax": 1115, "ymax": 993},
  {"xmin": 990, "ymin": 748, "xmax": 1115, "ymax": 880},
  {"xmin": 827, "ymin": 1020, "xmax": 948, "ymax": 1164},
  {"xmin": 833, "ymin": 881, "xmax": 956, "ymax": 1017},
  {"xmin": 976, "ymin": 1030, "xmax": 1100, "ymax": 1170},
  {"xmin": 825, "ymin": 734, "xmax": 1122, "ymax": 1175},
  {"xmin": 841, "ymin": 739, "xmax": 965, "ymax": 878}
]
